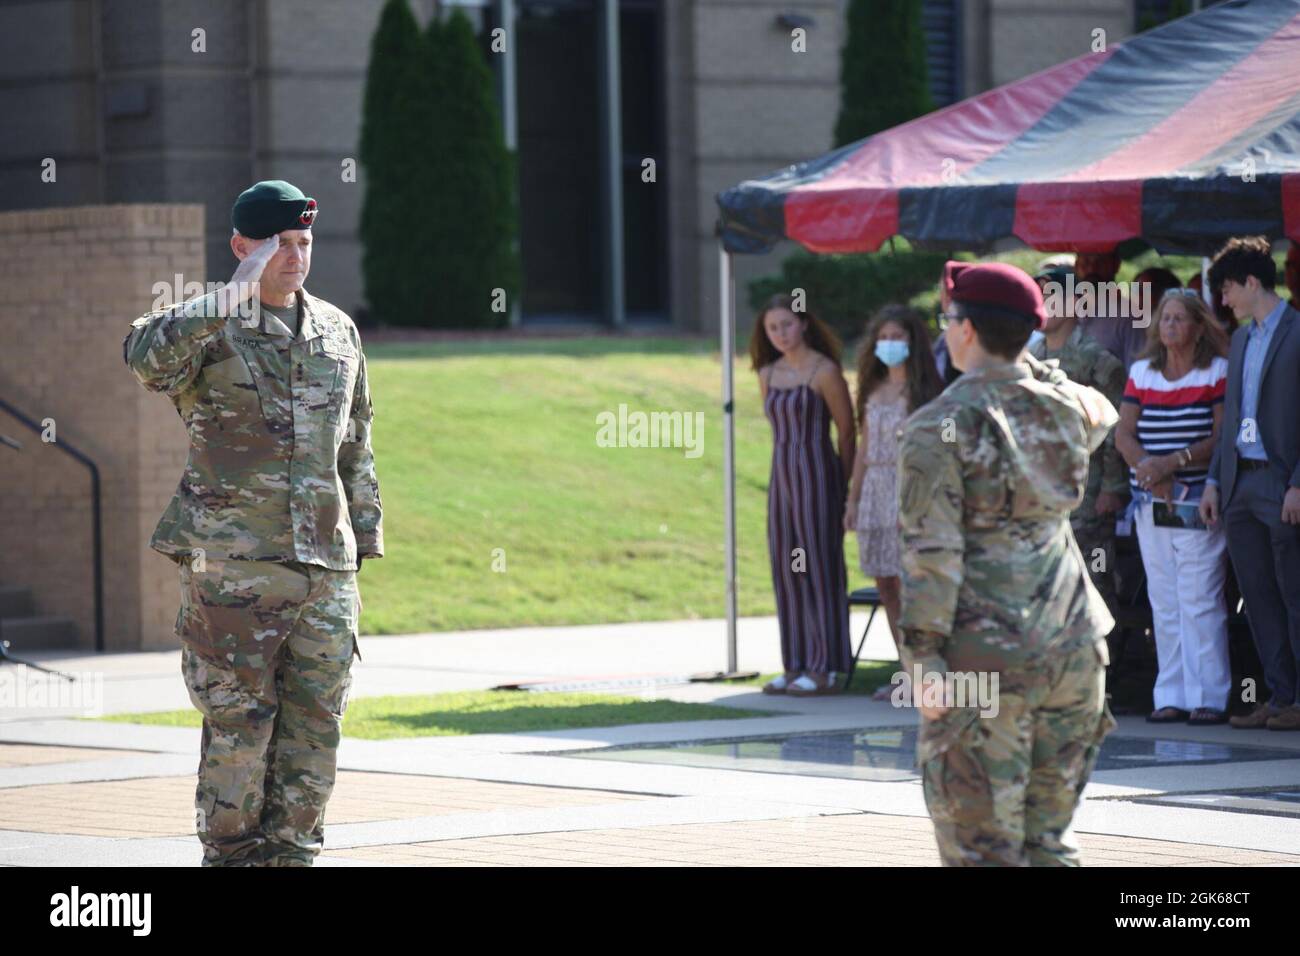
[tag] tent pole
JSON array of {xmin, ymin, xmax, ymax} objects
[{"xmin": 719, "ymin": 244, "xmax": 738, "ymax": 674}]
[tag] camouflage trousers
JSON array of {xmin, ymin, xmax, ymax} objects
[
  {"xmin": 176, "ymin": 556, "xmax": 360, "ymax": 867},
  {"xmin": 918, "ymin": 641, "xmax": 1116, "ymax": 866}
]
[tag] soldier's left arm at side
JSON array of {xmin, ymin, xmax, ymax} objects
[
  {"xmin": 896, "ymin": 403, "xmax": 967, "ymax": 676},
  {"xmin": 337, "ymin": 321, "xmax": 384, "ymax": 561}
]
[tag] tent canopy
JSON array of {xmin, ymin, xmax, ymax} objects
[{"xmin": 716, "ymin": 0, "xmax": 1300, "ymax": 258}]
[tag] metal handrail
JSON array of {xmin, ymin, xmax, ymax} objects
[{"xmin": 0, "ymin": 397, "xmax": 104, "ymax": 652}]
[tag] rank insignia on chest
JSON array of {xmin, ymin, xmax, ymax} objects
[{"xmin": 320, "ymin": 330, "xmax": 352, "ymax": 355}]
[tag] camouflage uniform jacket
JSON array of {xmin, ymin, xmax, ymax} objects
[
  {"xmin": 1030, "ymin": 325, "xmax": 1130, "ymax": 518},
  {"xmin": 124, "ymin": 288, "xmax": 383, "ymax": 571},
  {"xmin": 896, "ymin": 353, "xmax": 1117, "ymax": 678}
]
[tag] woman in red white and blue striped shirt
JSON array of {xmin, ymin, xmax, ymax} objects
[{"xmin": 1116, "ymin": 289, "xmax": 1231, "ymax": 726}]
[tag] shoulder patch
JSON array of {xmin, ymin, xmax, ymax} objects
[
  {"xmin": 899, "ymin": 458, "xmax": 933, "ymax": 518},
  {"xmin": 898, "ymin": 409, "xmax": 960, "ymax": 517}
]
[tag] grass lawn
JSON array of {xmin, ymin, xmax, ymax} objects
[
  {"xmin": 94, "ymin": 689, "xmax": 777, "ymax": 738},
  {"xmin": 360, "ymin": 335, "xmax": 867, "ymax": 633},
  {"xmin": 355, "ymin": 249, "xmax": 1235, "ymax": 636}
]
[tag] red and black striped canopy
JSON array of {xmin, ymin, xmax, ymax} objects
[{"xmin": 716, "ymin": 0, "xmax": 1300, "ymax": 257}]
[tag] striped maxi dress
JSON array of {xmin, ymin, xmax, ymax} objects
[{"xmin": 763, "ymin": 359, "xmax": 851, "ymax": 675}]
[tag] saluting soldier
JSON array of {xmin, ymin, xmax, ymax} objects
[
  {"xmin": 124, "ymin": 180, "xmax": 383, "ymax": 867},
  {"xmin": 1030, "ymin": 264, "xmax": 1130, "ymax": 609},
  {"xmin": 898, "ymin": 262, "xmax": 1118, "ymax": 866}
]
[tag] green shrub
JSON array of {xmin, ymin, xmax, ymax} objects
[
  {"xmin": 359, "ymin": 3, "xmax": 520, "ymax": 328},
  {"xmin": 834, "ymin": 0, "xmax": 935, "ymax": 147}
]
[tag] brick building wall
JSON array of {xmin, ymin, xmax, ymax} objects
[
  {"xmin": 0, "ymin": 0, "xmax": 421, "ymax": 323},
  {"xmin": 0, "ymin": 0, "xmax": 1139, "ymax": 342},
  {"xmin": 0, "ymin": 204, "xmax": 200, "ymax": 651}
]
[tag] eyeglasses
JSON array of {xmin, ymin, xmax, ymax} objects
[
  {"xmin": 936, "ymin": 311, "xmax": 962, "ymax": 331},
  {"xmin": 1159, "ymin": 288, "xmax": 1201, "ymax": 301}
]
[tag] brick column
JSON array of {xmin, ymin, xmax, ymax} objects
[{"xmin": 0, "ymin": 204, "xmax": 203, "ymax": 651}]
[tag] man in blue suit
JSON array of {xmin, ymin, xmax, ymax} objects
[{"xmin": 1200, "ymin": 237, "xmax": 1300, "ymax": 731}]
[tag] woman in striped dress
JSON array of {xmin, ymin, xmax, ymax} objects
[
  {"xmin": 1115, "ymin": 290, "xmax": 1231, "ymax": 725},
  {"xmin": 750, "ymin": 295, "xmax": 856, "ymax": 696}
]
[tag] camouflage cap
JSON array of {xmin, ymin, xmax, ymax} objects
[
  {"xmin": 1034, "ymin": 253, "xmax": 1075, "ymax": 283},
  {"xmin": 232, "ymin": 180, "xmax": 318, "ymax": 239}
]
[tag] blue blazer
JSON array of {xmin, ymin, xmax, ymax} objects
[{"xmin": 1209, "ymin": 303, "xmax": 1300, "ymax": 508}]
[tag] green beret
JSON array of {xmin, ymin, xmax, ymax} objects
[{"xmin": 231, "ymin": 180, "xmax": 318, "ymax": 239}]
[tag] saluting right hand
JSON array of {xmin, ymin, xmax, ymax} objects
[{"xmin": 218, "ymin": 235, "xmax": 280, "ymax": 315}]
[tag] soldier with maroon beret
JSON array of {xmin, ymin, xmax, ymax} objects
[{"xmin": 897, "ymin": 261, "xmax": 1119, "ymax": 866}]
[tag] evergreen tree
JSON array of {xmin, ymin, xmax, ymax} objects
[
  {"xmin": 833, "ymin": 0, "xmax": 936, "ymax": 148},
  {"xmin": 414, "ymin": 11, "xmax": 450, "ymax": 326},
  {"xmin": 418, "ymin": 9, "xmax": 519, "ymax": 328},
  {"xmin": 359, "ymin": 0, "xmax": 427, "ymax": 324}
]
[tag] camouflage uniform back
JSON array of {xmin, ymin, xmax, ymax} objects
[
  {"xmin": 125, "ymin": 288, "xmax": 382, "ymax": 866},
  {"xmin": 898, "ymin": 353, "xmax": 1118, "ymax": 866}
]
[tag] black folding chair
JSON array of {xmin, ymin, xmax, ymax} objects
[{"xmin": 845, "ymin": 586, "xmax": 883, "ymax": 690}]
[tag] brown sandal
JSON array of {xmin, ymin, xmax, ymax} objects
[
  {"xmin": 786, "ymin": 673, "xmax": 843, "ymax": 697},
  {"xmin": 1146, "ymin": 706, "xmax": 1190, "ymax": 723}
]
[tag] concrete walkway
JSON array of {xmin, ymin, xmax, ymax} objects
[
  {"xmin": 2, "ymin": 614, "xmax": 1299, "ymax": 867},
  {"xmin": 0, "ymin": 612, "xmax": 894, "ymax": 721}
]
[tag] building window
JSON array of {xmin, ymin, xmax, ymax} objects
[
  {"xmin": 922, "ymin": 0, "xmax": 963, "ymax": 107},
  {"xmin": 1135, "ymin": 0, "xmax": 1224, "ymax": 32}
]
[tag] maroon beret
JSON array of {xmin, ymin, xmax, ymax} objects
[{"xmin": 943, "ymin": 260, "xmax": 1047, "ymax": 329}]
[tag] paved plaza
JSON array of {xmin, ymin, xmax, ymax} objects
[{"xmin": 3, "ymin": 614, "xmax": 1299, "ymax": 866}]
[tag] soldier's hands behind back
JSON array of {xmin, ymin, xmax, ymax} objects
[
  {"xmin": 917, "ymin": 673, "xmax": 952, "ymax": 719},
  {"xmin": 1075, "ymin": 385, "xmax": 1110, "ymax": 428}
]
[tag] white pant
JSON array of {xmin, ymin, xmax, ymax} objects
[{"xmin": 1135, "ymin": 500, "xmax": 1232, "ymax": 710}]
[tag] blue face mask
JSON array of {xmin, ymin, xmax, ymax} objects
[{"xmin": 875, "ymin": 340, "xmax": 910, "ymax": 367}]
